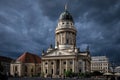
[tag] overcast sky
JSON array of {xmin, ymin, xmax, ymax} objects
[{"xmin": 0, "ymin": 0, "xmax": 120, "ymax": 63}]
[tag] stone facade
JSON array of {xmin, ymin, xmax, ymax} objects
[
  {"xmin": 41, "ymin": 50, "xmax": 91, "ymax": 78},
  {"xmin": 115, "ymin": 66, "xmax": 120, "ymax": 73},
  {"xmin": 41, "ymin": 6, "xmax": 91, "ymax": 78},
  {"xmin": 91, "ymin": 56, "xmax": 109, "ymax": 73},
  {"xmin": 10, "ymin": 52, "xmax": 41, "ymax": 77},
  {"xmin": 10, "ymin": 62, "xmax": 41, "ymax": 77}
]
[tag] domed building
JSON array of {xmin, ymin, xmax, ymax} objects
[
  {"xmin": 41, "ymin": 5, "xmax": 91, "ymax": 78},
  {"xmin": 10, "ymin": 52, "xmax": 41, "ymax": 77}
]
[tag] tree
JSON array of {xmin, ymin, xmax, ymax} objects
[
  {"xmin": 78, "ymin": 73, "xmax": 85, "ymax": 78},
  {"xmin": 0, "ymin": 62, "xmax": 4, "ymax": 72},
  {"xmin": 64, "ymin": 70, "xmax": 72, "ymax": 77},
  {"xmin": 92, "ymin": 71, "xmax": 103, "ymax": 76},
  {"xmin": 40, "ymin": 72, "xmax": 44, "ymax": 78}
]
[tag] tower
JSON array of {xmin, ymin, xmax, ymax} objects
[
  {"xmin": 55, "ymin": 5, "xmax": 77, "ymax": 49},
  {"xmin": 41, "ymin": 5, "xmax": 91, "ymax": 78}
]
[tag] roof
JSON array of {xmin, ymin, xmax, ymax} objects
[
  {"xmin": 0, "ymin": 56, "xmax": 13, "ymax": 63},
  {"xmin": 17, "ymin": 52, "xmax": 41, "ymax": 63},
  {"xmin": 59, "ymin": 10, "xmax": 73, "ymax": 22}
]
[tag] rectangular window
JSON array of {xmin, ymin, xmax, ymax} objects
[
  {"xmin": 51, "ymin": 69, "xmax": 53, "ymax": 74},
  {"xmin": 79, "ymin": 69, "xmax": 81, "ymax": 72},
  {"xmin": 15, "ymin": 66, "xmax": 17, "ymax": 71},
  {"xmin": 45, "ymin": 62, "xmax": 47, "ymax": 65},
  {"xmin": 46, "ymin": 69, "xmax": 47, "ymax": 74},
  {"xmin": 79, "ymin": 62, "xmax": 82, "ymax": 64},
  {"xmin": 70, "ymin": 61, "xmax": 73, "ymax": 64},
  {"xmin": 64, "ymin": 69, "xmax": 66, "ymax": 72}
]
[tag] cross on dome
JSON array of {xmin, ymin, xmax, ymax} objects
[{"xmin": 65, "ymin": 3, "xmax": 68, "ymax": 11}]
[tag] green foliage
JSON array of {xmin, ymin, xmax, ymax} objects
[
  {"xmin": 91, "ymin": 71, "xmax": 103, "ymax": 76},
  {"xmin": 40, "ymin": 72, "xmax": 44, "ymax": 77},
  {"xmin": 63, "ymin": 70, "xmax": 92, "ymax": 78},
  {"xmin": 84, "ymin": 72, "xmax": 91, "ymax": 77},
  {"xmin": 0, "ymin": 62, "xmax": 4, "ymax": 72},
  {"xmin": 64, "ymin": 70, "xmax": 72, "ymax": 77},
  {"xmin": 78, "ymin": 73, "xmax": 85, "ymax": 77},
  {"xmin": 78, "ymin": 72, "xmax": 91, "ymax": 78}
]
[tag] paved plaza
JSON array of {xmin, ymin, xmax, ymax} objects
[{"xmin": 8, "ymin": 77, "xmax": 106, "ymax": 80}]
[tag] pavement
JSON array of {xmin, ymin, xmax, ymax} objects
[{"xmin": 8, "ymin": 77, "xmax": 106, "ymax": 80}]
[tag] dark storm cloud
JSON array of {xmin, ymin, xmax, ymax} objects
[
  {"xmin": 0, "ymin": 0, "xmax": 55, "ymax": 58},
  {"xmin": 0, "ymin": 0, "xmax": 120, "ymax": 64},
  {"xmin": 38, "ymin": 0, "xmax": 120, "ymax": 64}
]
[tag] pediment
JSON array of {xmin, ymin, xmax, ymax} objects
[{"xmin": 44, "ymin": 50, "xmax": 75, "ymax": 56}]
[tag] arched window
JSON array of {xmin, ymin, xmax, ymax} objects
[
  {"xmin": 51, "ymin": 62, "xmax": 54, "ymax": 65},
  {"xmin": 15, "ymin": 66, "xmax": 17, "ymax": 72},
  {"xmin": 31, "ymin": 68, "xmax": 33, "ymax": 72},
  {"xmin": 25, "ymin": 66, "xmax": 27, "ymax": 72},
  {"xmin": 51, "ymin": 69, "xmax": 53, "ymax": 74},
  {"xmin": 46, "ymin": 69, "xmax": 47, "ymax": 74}
]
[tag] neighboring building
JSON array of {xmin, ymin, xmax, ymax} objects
[
  {"xmin": 115, "ymin": 66, "xmax": 120, "ymax": 73},
  {"xmin": 10, "ymin": 52, "xmax": 41, "ymax": 77},
  {"xmin": 91, "ymin": 56, "xmax": 109, "ymax": 73},
  {"xmin": 0, "ymin": 56, "xmax": 13, "ymax": 75},
  {"xmin": 41, "ymin": 6, "xmax": 91, "ymax": 78}
]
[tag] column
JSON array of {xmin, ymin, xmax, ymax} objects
[
  {"xmin": 60, "ymin": 59, "xmax": 62, "ymax": 75},
  {"xmin": 48, "ymin": 60, "xmax": 50, "ymax": 74},
  {"xmin": 42, "ymin": 61, "xmax": 44, "ymax": 74},
  {"xmin": 65, "ymin": 32, "xmax": 66, "ymax": 44},
  {"xmin": 66, "ymin": 59, "xmax": 68, "ymax": 71},
  {"xmin": 73, "ymin": 59, "xmax": 75, "ymax": 72},
  {"xmin": 63, "ymin": 33, "xmax": 64, "ymax": 45},
  {"xmin": 74, "ymin": 59, "xmax": 78, "ymax": 73},
  {"xmin": 53, "ymin": 60, "xmax": 56, "ymax": 76},
  {"xmin": 61, "ymin": 33, "xmax": 62, "ymax": 44},
  {"xmin": 82, "ymin": 60, "xmax": 85, "ymax": 73}
]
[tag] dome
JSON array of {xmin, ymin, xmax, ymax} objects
[{"xmin": 59, "ymin": 10, "xmax": 74, "ymax": 22}]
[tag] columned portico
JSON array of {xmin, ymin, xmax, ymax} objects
[{"xmin": 41, "ymin": 57, "xmax": 78, "ymax": 77}]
